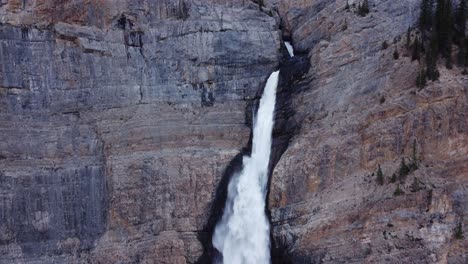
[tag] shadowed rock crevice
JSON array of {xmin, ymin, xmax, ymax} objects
[
  {"xmin": 267, "ymin": 41, "xmax": 312, "ymax": 263},
  {"xmin": 195, "ymin": 147, "xmax": 251, "ymax": 264}
]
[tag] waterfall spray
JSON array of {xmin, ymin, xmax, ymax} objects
[{"xmin": 213, "ymin": 71, "xmax": 279, "ymax": 264}]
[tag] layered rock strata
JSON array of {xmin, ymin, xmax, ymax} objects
[{"xmin": 0, "ymin": 1, "xmax": 280, "ymax": 263}]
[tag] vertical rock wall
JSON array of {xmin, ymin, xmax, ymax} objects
[
  {"xmin": 269, "ymin": 0, "xmax": 467, "ymax": 263},
  {"xmin": 0, "ymin": 1, "xmax": 280, "ymax": 263}
]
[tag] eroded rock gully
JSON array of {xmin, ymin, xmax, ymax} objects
[{"xmin": 0, "ymin": 0, "xmax": 466, "ymax": 263}]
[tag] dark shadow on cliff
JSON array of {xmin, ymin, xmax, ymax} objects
[
  {"xmin": 267, "ymin": 44, "xmax": 311, "ymax": 264},
  {"xmin": 195, "ymin": 139, "xmax": 253, "ymax": 264}
]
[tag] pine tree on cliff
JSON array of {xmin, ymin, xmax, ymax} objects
[
  {"xmin": 445, "ymin": 0, "xmax": 454, "ymax": 68},
  {"xmin": 465, "ymin": 39, "xmax": 468, "ymax": 74},
  {"xmin": 258, "ymin": 0, "xmax": 264, "ymax": 10},
  {"xmin": 410, "ymin": 139, "xmax": 419, "ymax": 170},
  {"xmin": 376, "ymin": 165, "xmax": 384, "ymax": 185},
  {"xmin": 357, "ymin": 0, "xmax": 370, "ymax": 16},
  {"xmin": 393, "ymin": 48, "xmax": 400, "ymax": 59},
  {"xmin": 399, "ymin": 158, "xmax": 410, "ymax": 181},
  {"xmin": 419, "ymin": 0, "xmax": 434, "ymax": 31},
  {"xmin": 426, "ymin": 33, "xmax": 440, "ymax": 80},
  {"xmin": 455, "ymin": 222, "xmax": 464, "ymax": 239},
  {"xmin": 406, "ymin": 27, "xmax": 411, "ymax": 48},
  {"xmin": 435, "ymin": 0, "xmax": 453, "ymax": 58},
  {"xmin": 416, "ymin": 68, "xmax": 427, "ymax": 89},
  {"xmin": 456, "ymin": 0, "xmax": 467, "ymax": 68},
  {"xmin": 390, "ymin": 173, "xmax": 397, "ymax": 183},
  {"xmin": 412, "ymin": 36, "xmax": 422, "ymax": 61},
  {"xmin": 362, "ymin": 0, "xmax": 370, "ymax": 13},
  {"xmin": 456, "ymin": 0, "xmax": 466, "ymax": 41}
]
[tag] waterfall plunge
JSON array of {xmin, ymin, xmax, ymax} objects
[{"xmin": 213, "ymin": 71, "xmax": 279, "ymax": 264}]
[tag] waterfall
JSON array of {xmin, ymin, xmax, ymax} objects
[
  {"xmin": 213, "ymin": 71, "xmax": 279, "ymax": 264},
  {"xmin": 284, "ymin": 42, "xmax": 294, "ymax": 57}
]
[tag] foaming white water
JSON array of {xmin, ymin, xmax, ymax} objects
[
  {"xmin": 284, "ymin": 42, "xmax": 294, "ymax": 57},
  {"xmin": 213, "ymin": 71, "xmax": 279, "ymax": 264}
]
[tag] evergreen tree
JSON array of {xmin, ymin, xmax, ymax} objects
[
  {"xmin": 416, "ymin": 68, "xmax": 427, "ymax": 89},
  {"xmin": 357, "ymin": 0, "xmax": 370, "ymax": 16},
  {"xmin": 382, "ymin": 41, "xmax": 389, "ymax": 50},
  {"xmin": 435, "ymin": 0, "xmax": 446, "ymax": 36},
  {"xmin": 376, "ymin": 165, "xmax": 384, "ymax": 185},
  {"xmin": 419, "ymin": 0, "xmax": 434, "ymax": 31},
  {"xmin": 456, "ymin": 0, "xmax": 466, "ymax": 34},
  {"xmin": 410, "ymin": 139, "xmax": 419, "ymax": 170},
  {"xmin": 362, "ymin": 0, "xmax": 370, "ymax": 13},
  {"xmin": 455, "ymin": 0, "xmax": 466, "ymax": 44},
  {"xmin": 399, "ymin": 158, "xmax": 410, "ymax": 181},
  {"xmin": 426, "ymin": 33, "xmax": 440, "ymax": 81},
  {"xmin": 446, "ymin": 43, "xmax": 453, "ymax": 68},
  {"xmin": 465, "ymin": 38, "xmax": 468, "ymax": 73},
  {"xmin": 390, "ymin": 173, "xmax": 397, "ymax": 183},
  {"xmin": 394, "ymin": 48, "xmax": 400, "ymax": 59},
  {"xmin": 445, "ymin": 0, "xmax": 454, "ymax": 66},
  {"xmin": 456, "ymin": 0, "xmax": 467, "ymax": 68},
  {"xmin": 455, "ymin": 222, "xmax": 464, "ymax": 239},
  {"xmin": 412, "ymin": 37, "xmax": 422, "ymax": 61},
  {"xmin": 394, "ymin": 184, "xmax": 404, "ymax": 196},
  {"xmin": 410, "ymin": 177, "xmax": 421, "ymax": 192},
  {"xmin": 435, "ymin": 0, "xmax": 453, "ymax": 57},
  {"xmin": 458, "ymin": 34, "xmax": 467, "ymax": 68},
  {"xmin": 406, "ymin": 27, "xmax": 411, "ymax": 48}
]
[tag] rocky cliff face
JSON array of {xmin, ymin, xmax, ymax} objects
[
  {"xmin": 0, "ymin": 0, "xmax": 466, "ymax": 263},
  {"xmin": 269, "ymin": 0, "xmax": 467, "ymax": 263},
  {"xmin": 0, "ymin": 1, "xmax": 279, "ymax": 263}
]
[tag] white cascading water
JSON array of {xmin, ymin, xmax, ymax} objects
[
  {"xmin": 213, "ymin": 71, "xmax": 279, "ymax": 264},
  {"xmin": 284, "ymin": 42, "xmax": 294, "ymax": 57}
]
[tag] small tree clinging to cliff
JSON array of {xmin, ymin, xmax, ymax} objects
[
  {"xmin": 416, "ymin": 68, "xmax": 427, "ymax": 89},
  {"xmin": 455, "ymin": 222, "xmax": 464, "ymax": 239},
  {"xmin": 409, "ymin": 139, "xmax": 419, "ymax": 170},
  {"xmin": 456, "ymin": 0, "xmax": 467, "ymax": 70},
  {"xmin": 410, "ymin": 177, "xmax": 421, "ymax": 192},
  {"xmin": 399, "ymin": 158, "xmax": 410, "ymax": 181},
  {"xmin": 394, "ymin": 184, "xmax": 404, "ymax": 196},
  {"xmin": 406, "ymin": 27, "xmax": 412, "ymax": 48},
  {"xmin": 258, "ymin": 0, "xmax": 264, "ymax": 10},
  {"xmin": 420, "ymin": 0, "xmax": 434, "ymax": 31},
  {"xmin": 390, "ymin": 173, "xmax": 397, "ymax": 183},
  {"xmin": 376, "ymin": 164, "xmax": 384, "ymax": 185},
  {"xmin": 357, "ymin": 0, "xmax": 370, "ymax": 16},
  {"xmin": 393, "ymin": 48, "xmax": 400, "ymax": 59},
  {"xmin": 412, "ymin": 36, "xmax": 422, "ymax": 61}
]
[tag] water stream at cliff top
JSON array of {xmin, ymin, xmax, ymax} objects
[
  {"xmin": 284, "ymin": 42, "xmax": 294, "ymax": 57},
  {"xmin": 212, "ymin": 71, "xmax": 279, "ymax": 264}
]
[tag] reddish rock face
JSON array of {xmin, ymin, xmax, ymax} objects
[{"xmin": 269, "ymin": 0, "xmax": 467, "ymax": 263}]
